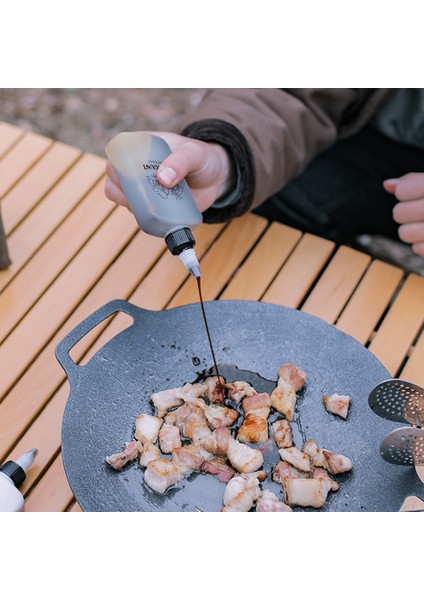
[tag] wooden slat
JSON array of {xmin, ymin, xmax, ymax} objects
[
  {"xmin": 64, "ymin": 232, "xmax": 166, "ymax": 364},
  {"xmin": 15, "ymin": 220, "xmax": 247, "ymax": 510},
  {"xmin": 2, "ymin": 123, "xmax": 424, "ymax": 513},
  {"xmin": 0, "ymin": 230, "xmax": 165, "ymax": 460},
  {"xmin": 369, "ymin": 274, "xmax": 424, "ymax": 375},
  {"xmin": 220, "ymin": 222, "xmax": 302, "ymax": 300},
  {"xmin": 6, "ymin": 383, "xmax": 68, "ymax": 495},
  {"xmin": 4, "ymin": 233, "xmax": 199, "ymax": 504},
  {"xmin": 336, "ymin": 260, "xmax": 404, "ymax": 344},
  {"xmin": 0, "ymin": 178, "xmax": 114, "ymax": 343},
  {"xmin": 2, "ymin": 141, "xmax": 81, "ymax": 235},
  {"xmin": 400, "ymin": 330, "xmax": 424, "ymax": 387},
  {"xmin": 18, "ymin": 220, "xmax": 222, "ymax": 504},
  {"xmin": 301, "ymin": 246, "xmax": 371, "ymax": 323},
  {"xmin": 168, "ymin": 214, "xmax": 268, "ymax": 308},
  {"xmin": 0, "ymin": 207, "xmax": 138, "ymax": 398},
  {"xmin": 75, "ymin": 224, "xmax": 225, "ymax": 367},
  {"xmin": 6, "ymin": 227, "xmax": 223, "ymax": 508},
  {"xmin": 0, "ymin": 132, "xmax": 52, "ymax": 197},
  {"xmin": 0, "ymin": 153, "xmax": 106, "ymax": 292},
  {"xmin": 0, "ymin": 122, "xmax": 24, "ymax": 158},
  {"xmin": 78, "ymin": 225, "xmax": 223, "ymax": 363},
  {"xmin": 261, "ymin": 233, "xmax": 335, "ymax": 308},
  {"xmin": 24, "ymin": 454, "xmax": 72, "ymax": 512}
]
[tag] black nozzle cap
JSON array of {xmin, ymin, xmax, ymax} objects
[
  {"xmin": 165, "ymin": 227, "xmax": 196, "ymax": 256},
  {"xmin": 0, "ymin": 461, "xmax": 26, "ymax": 487}
]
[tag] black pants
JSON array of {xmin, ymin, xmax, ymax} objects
[{"xmin": 254, "ymin": 126, "xmax": 424, "ymax": 246}]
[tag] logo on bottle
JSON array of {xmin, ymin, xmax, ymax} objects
[
  {"xmin": 146, "ymin": 176, "xmax": 183, "ymax": 200},
  {"xmin": 142, "ymin": 160, "xmax": 183, "ymax": 200},
  {"xmin": 142, "ymin": 162, "xmax": 160, "ymax": 170}
]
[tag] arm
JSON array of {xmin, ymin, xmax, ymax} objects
[
  {"xmin": 179, "ymin": 88, "xmax": 394, "ymax": 221},
  {"xmin": 105, "ymin": 89, "xmax": 393, "ymax": 222}
]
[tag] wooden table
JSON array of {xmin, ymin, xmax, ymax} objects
[{"xmin": 1, "ymin": 121, "xmax": 423, "ymax": 512}]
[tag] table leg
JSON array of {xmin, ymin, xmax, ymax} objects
[{"xmin": 0, "ymin": 207, "xmax": 11, "ymax": 269}]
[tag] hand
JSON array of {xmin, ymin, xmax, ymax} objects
[
  {"xmin": 104, "ymin": 131, "xmax": 235, "ymax": 213},
  {"xmin": 384, "ymin": 173, "xmax": 424, "ymax": 257}
]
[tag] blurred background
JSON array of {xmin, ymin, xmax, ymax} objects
[
  {"xmin": 0, "ymin": 88, "xmax": 205, "ymax": 155},
  {"xmin": 0, "ymin": 88, "xmax": 423, "ymax": 274}
]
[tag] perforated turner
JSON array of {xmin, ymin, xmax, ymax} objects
[
  {"xmin": 368, "ymin": 379, "xmax": 424, "ymax": 427},
  {"xmin": 379, "ymin": 426, "xmax": 424, "ymax": 466},
  {"xmin": 368, "ymin": 379, "xmax": 424, "ymax": 467}
]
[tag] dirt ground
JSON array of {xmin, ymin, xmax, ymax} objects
[{"xmin": 0, "ymin": 88, "xmax": 423, "ymax": 275}]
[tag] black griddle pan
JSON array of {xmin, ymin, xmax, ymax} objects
[{"xmin": 56, "ymin": 299, "xmax": 423, "ymax": 512}]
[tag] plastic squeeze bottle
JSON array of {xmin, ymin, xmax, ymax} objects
[
  {"xmin": 0, "ymin": 449, "xmax": 38, "ymax": 511},
  {"xmin": 105, "ymin": 132, "xmax": 203, "ymax": 278}
]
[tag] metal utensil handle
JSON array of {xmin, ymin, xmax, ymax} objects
[{"xmin": 55, "ymin": 299, "xmax": 140, "ymax": 381}]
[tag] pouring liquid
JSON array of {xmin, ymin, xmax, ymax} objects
[{"xmin": 196, "ymin": 276, "xmax": 224, "ymax": 401}]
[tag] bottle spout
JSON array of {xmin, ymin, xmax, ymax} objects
[
  {"xmin": 165, "ymin": 227, "xmax": 201, "ymax": 278},
  {"xmin": 0, "ymin": 448, "xmax": 38, "ymax": 488},
  {"xmin": 14, "ymin": 448, "xmax": 38, "ymax": 473},
  {"xmin": 189, "ymin": 263, "xmax": 201, "ymax": 279},
  {"xmin": 178, "ymin": 248, "xmax": 201, "ymax": 278}
]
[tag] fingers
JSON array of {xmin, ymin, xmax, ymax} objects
[
  {"xmin": 412, "ymin": 242, "xmax": 424, "ymax": 257},
  {"xmin": 156, "ymin": 138, "xmax": 213, "ymax": 189},
  {"xmin": 398, "ymin": 222, "xmax": 424, "ymax": 244},
  {"xmin": 105, "ymin": 160, "xmax": 120, "ymax": 186},
  {"xmin": 103, "ymin": 132, "xmax": 231, "ymax": 215},
  {"xmin": 393, "ymin": 198, "xmax": 424, "ymax": 224},
  {"xmin": 384, "ymin": 172, "xmax": 424, "ymax": 201},
  {"xmin": 384, "ymin": 173, "xmax": 424, "ymax": 257},
  {"xmin": 391, "ymin": 180, "xmax": 424, "ymax": 252},
  {"xmin": 104, "ymin": 161, "xmax": 130, "ymax": 209}
]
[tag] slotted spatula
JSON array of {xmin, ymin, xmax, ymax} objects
[
  {"xmin": 368, "ymin": 379, "xmax": 424, "ymax": 427},
  {"xmin": 379, "ymin": 426, "xmax": 424, "ymax": 466},
  {"xmin": 368, "ymin": 378, "xmax": 424, "ymax": 468}
]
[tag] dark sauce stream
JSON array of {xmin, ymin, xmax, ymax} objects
[
  {"xmin": 193, "ymin": 275, "xmax": 307, "ymax": 500},
  {"xmin": 141, "ymin": 275, "xmax": 306, "ymax": 509},
  {"xmin": 137, "ymin": 279, "xmax": 308, "ymax": 509},
  {"xmin": 196, "ymin": 276, "xmax": 224, "ymax": 401},
  {"xmin": 194, "ymin": 275, "xmax": 305, "ymax": 448}
]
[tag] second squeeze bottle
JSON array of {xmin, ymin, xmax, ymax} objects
[{"xmin": 106, "ymin": 132, "xmax": 203, "ymax": 278}]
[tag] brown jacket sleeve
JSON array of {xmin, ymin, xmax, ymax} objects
[{"xmin": 178, "ymin": 88, "xmax": 394, "ymax": 222}]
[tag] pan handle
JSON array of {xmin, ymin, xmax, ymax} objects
[{"xmin": 55, "ymin": 299, "xmax": 140, "ymax": 381}]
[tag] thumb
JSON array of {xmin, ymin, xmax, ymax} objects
[
  {"xmin": 156, "ymin": 140, "xmax": 207, "ymax": 189},
  {"xmin": 156, "ymin": 163, "xmax": 179, "ymax": 187}
]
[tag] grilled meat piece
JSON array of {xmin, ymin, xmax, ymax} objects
[
  {"xmin": 323, "ymin": 393, "xmax": 351, "ymax": 419},
  {"xmin": 105, "ymin": 440, "xmax": 143, "ymax": 470}
]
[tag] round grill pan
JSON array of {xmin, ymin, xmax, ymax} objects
[{"xmin": 56, "ymin": 299, "xmax": 423, "ymax": 512}]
